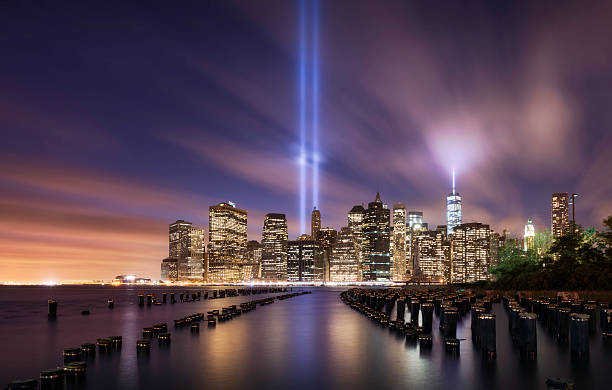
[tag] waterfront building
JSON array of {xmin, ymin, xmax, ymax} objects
[
  {"xmin": 450, "ymin": 223, "xmax": 491, "ymax": 283},
  {"xmin": 392, "ymin": 203, "xmax": 407, "ymax": 281},
  {"xmin": 261, "ymin": 213, "xmax": 288, "ymax": 281},
  {"xmin": 362, "ymin": 193, "xmax": 391, "ymax": 281},
  {"xmin": 524, "ymin": 219, "xmax": 535, "ymax": 251},
  {"xmin": 348, "ymin": 205, "xmax": 366, "ymax": 279},
  {"xmin": 330, "ymin": 227, "xmax": 360, "ymax": 282},
  {"xmin": 160, "ymin": 258, "xmax": 178, "ymax": 281},
  {"xmin": 551, "ymin": 193, "xmax": 569, "ymax": 238},
  {"xmin": 287, "ymin": 235, "xmax": 316, "ymax": 282},
  {"xmin": 446, "ymin": 171, "xmax": 462, "ymax": 235},
  {"xmin": 315, "ymin": 227, "xmax": 337, "ymax": 282},
  {"xmin": 208, "ymin": 202, "xmax": 248, "ymax": 282},
  {"xmin": 311, "ymin": 207, "xmax": 321, "ymax": 241},
  {"xmin": 168, "ymin": 220, "xmax": 204, "ymax": 281}
]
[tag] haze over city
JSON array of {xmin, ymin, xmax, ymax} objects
[{"xmin": 2, "ymin": 0, "xmax": 612, "ymax": 282}]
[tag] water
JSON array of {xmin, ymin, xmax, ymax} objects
[{"xmin": 0, "ymin": 286, "xmax": 609, "ymax": 389}]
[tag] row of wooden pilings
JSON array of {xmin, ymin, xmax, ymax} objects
[{"xmin": 9, "ymin": 289, "xmax": 304, "ymax": 389}]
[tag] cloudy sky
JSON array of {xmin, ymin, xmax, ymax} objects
[{"xmin": 2, "ymin": 0, "xmax": 611, "ymax": 282}]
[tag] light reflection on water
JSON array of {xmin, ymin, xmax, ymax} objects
[{"xmin": 0, "ymin": 286, "xmax": 609, "ymax": 389}]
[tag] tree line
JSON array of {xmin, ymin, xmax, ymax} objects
[{"xmin": 486, "ymin": 216, "xmax": 612, "ymax": 290}]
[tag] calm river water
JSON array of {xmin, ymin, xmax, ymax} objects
[{"xmin": 0, "ymin": 286, "xmax": 609, "ymax": 389}]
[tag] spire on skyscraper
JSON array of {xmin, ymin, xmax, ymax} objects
[{"xmin": 375, "ymin": 192, "xmax": 382, "ymax": 203}]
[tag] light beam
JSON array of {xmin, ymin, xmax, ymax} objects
[
  {"xmin": 311, "ymin": 0, "xmax": 320, "ymax": 211},
  {"xmin": 298, "ymin": 0, "xmax": 307, "ymax": 234}
]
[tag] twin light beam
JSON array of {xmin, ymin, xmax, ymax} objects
[{"xmin": 298, "ymin": 0, "xmax": 320, "ymax": 235}]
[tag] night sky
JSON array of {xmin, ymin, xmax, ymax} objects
[{"xmin": 2, "ymin": 1, "xmax": 611, "ymax": 282}]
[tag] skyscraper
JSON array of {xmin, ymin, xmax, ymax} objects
[
  {"xmin": 311, "ymin": 207, "xmax": 321, "ymax": 240},
  {"xmin": 392, "ymin": 203, "xmax": 407, "ymax": 281},
  {"xmin": 362, "ymin": 193, "xmax": 391, "ymax": 281},
  {"xmin": 524, "ymin": 219, "xmax": 535, "ymax": 251},
  {"xmin": 450, "ymin": 222, "xmax": 491, "ymax": 283},
  {"xmin": 208, "ymin": 202, "xmax": 248, "ymax": 282},
  {"xmin": 315, "ymin": 227, "xmax": 337, "ymax": 282},
  {"xmin": 348, "ymin": 205, "xmax": 366, "ymax": 279},
  {"xmin": 330, "ymin": 227, "xmax": 360, "ymax": 282},
  {"xmin": 407, "ymin": 211, "xmax": 424, "ymax": 276},
  {"xmin": 168, "ymin": 220, "xmax": 204, "ymax": 281},
  {"xmin": 446, "ymin": 171, "xmax": 462, "ymax": 235},
  {"xmin": 261, "ymin": 213, "xmax": 288, "ymax": 281},
  {"xmin": 551, "ymin": 193, "xmax": 569, "ymax": 238},
  {"xmin": 287, "ymin": 235, "xmax": 316, "ymax": 282}
]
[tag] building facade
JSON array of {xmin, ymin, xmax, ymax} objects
[
  {"xmin": 524, "ymin": 219, "xmax": 535, "ymax": 251},
  {"xmin": 411, "ymin": 227, "xmax": 449, "ymax": 283},
  {"xmin": 446, "ymin": 173, "xmax": 462, "ymax": 235},
  {"xmin": 311, "ymin": 207, "xmax": 321, "ymax": 241},
  {"xmin": 407, "ymin": 211, "xmax": 424, "ymax": 276},
  {"xmin": 287, "ymin": 235, "xmax": 316, "ymax": 282},
  {"xmin": 261, "ymin": 213, "xmax": 288, "ymax": 281},
  {"xmin": 330, "ymin": 227, "xmax": 360, "ymax": 282},
  {"xmin": 362, "ymin": 193, "xmax": 391, "ymax": 281},
  {"xmin": 167, "ymin": 220, "xmax": 204, "ymax": 281},
  {"xmin": 450, "ymin": 223, "xmax": 491, "ymax": 283},
  {"xmin": 551, "ymin": 193, "xmax": 569, "ymax": 238},
  {"xmin": 160, "ymin": 258, "xmax": 178, "ymax": 281},
  {"xmin": 315, "ymin": 227, "xmax": 337, "ymax": 282},
  {"xmin": 392, "ymin": 203, "xmax": 407, "ymax": 281},
  {"xmin": 348, "ymin": 205, "xmax": 366, "ymax": 279},
  {"xmin": 246, "ymin": 240, "xmax": 263, "ymax": 279},
  {"xmin": 208, "ymin": 202, "xmax": 248, "ymax": 282}
]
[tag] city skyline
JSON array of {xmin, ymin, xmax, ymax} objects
[{"xmin": 2, "ymin": 0, "xmax": 612, "ymax": 282}]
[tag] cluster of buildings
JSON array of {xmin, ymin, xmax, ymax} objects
[{"xmin": 160, "ymin": 181, "xmax": 578, "ymax": 284}]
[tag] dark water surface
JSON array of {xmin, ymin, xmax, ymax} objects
[{"xmin": 0, "ymin": 286, "xmax": 609, "ymax": 389}]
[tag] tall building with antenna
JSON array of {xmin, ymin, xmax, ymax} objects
[{"xmin": 446, "ymin": 171, "xmax": 463, "ymax": 235}]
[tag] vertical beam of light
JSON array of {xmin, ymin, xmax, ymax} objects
[
  {"xmin": 298, "ymin": 0, "xmax": 307, "ymax": 235},
  {"xmin": 452, "ymin": 169, "xmax": 456, "ymax": 194},
  {"xmin": 311, "ymin": 0, "xmax": 320, "ymax": 210}
]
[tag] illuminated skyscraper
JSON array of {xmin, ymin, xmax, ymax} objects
[
  {"xmin": 450, "ymin": 223, "xmax": 491, "ymax": 283},
  {"xmin": 524, "ymin": 219, "xmax": 535, "ymax": 251},
  {"xmin": 348, "ymin": 205, "xmax": 366, "ymax": 278},
  {"xmin": 261, "ymin": 213, "xmax": 288, "ymax": 281},
  {"xmin": 168, "ymin": 220, "xmax": 204, "ymax": 281},
  {"xmin": 287, "ymin": 235, "xmax": 316, "ymax": 282},
  {"xmin": 315, "ymin": 227, "xmax": 337, "ymax": 282},
  {"xmin": 330, "ymin": 227, "xmax": 360, "ymax": 282},
  {"xmin": 311, "ymin": 207, "xmax": 321, "ymax": 240},
  {"xmin": 551, "ymin": 193, "xmax": 569, "ymax": 238},
  {"xmin": 407, "ymin": 211, "xmax": 424, "ymax": 275},
  {"xmin": 362, "ymin": 193, "xmax": 391, "ymax": 281},
  {"xmin": 392, "ymin": 203, "xmax": 407, "ymax": 281},
  {"xmin": 446, "ymin": 171, "xmax": 462, "ymax": 235},
  {"xmin": 208, "ymin": 202, "xmax": 248, "ymax": 282}
]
